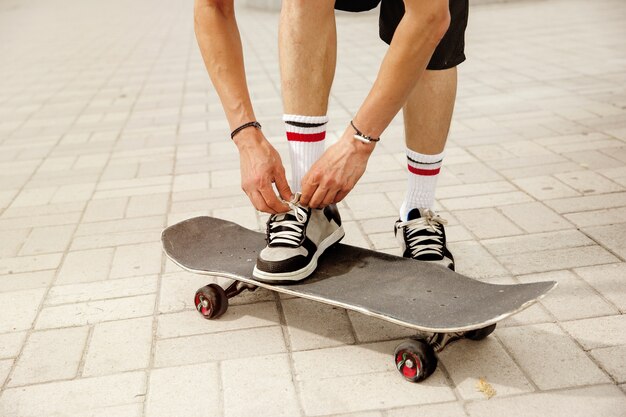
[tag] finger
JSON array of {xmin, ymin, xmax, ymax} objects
[
  {"xmin": 300, "ymin": 177, "xmax": 317, "ymax": 207},
  {"xmin": 334, "ymin": 188, "xmax": 351, "ymax": 204},
  {"xmin": 250, "ymin": 191, "xmax": 276, "ymax": 214},
  {"xmin": 321, "ymin": 189, "xmax": 338, "ymax": 207},
  {"xmin": 273, "ymin": 170, "xmax": 293, "ymax": 203},
  {"xmin": 309, "ymin": 187, "xmax": 329, "ymax": 209},
  {"xmin": 259, "ymin": 185, "xmax": 288, "ymax": 213}
]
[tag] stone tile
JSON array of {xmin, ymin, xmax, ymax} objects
[
  {"xmin": 127, "ymin": 193, "xmax": 170, "ymax": 217},
  {"xmin": 440, "ymin": 337, "xmax": 533, "ymax": 399},
  {"xmin": 482, "ymin": 229, "xmax": 593, "ymax": 256},
  {"xmin": 57, "ymin": 248, "xmax": 115, "ymax": 284},
  {"xmin": 146, "ymin": 363, "xmax": 219, "ymax": 417},
  {"xmin": 347, "ymin": 311, "xmax": 416, "ymax": 343},
  {"xmin": 574, "ymin": 263, "xmax": 626, "ymax": 312},
  {"xmin": 453, "ymin": 208, "xmax": 523, "ymax": 239},
  {"xmin": 385, "ymin": 402, "xmax": 467, "ymax": 417},
  {"xmin": 440, "ymin": 191, "xmax": 533, "ymax": 211},
  {"xmin": 9, "ymin": 327, "xmax": 89, "ymax": 387},
  {"xmin": 513, "ymin": 176, "xmax": 579, "ymax": 200},
  {"xmin": 83, "ymin": 316, "xmax": 153, "ymax": 376},
  {"xmin": 0, "ymin": 289, "xmax": 46, "ymax": 332},
  {"xmin": 498, "ymin": 202, "xmax": 573, "ymax": 232},
  {"xmin": 70, "ymin": 230, "xmax": 161, "ymax": 251},
  {"xmin": 292, "ymin": 341, "xmax": 396, "ymax": 381},
  {"xmin": 436, "ymin": 181, "xmax": 516, "ymax": 199},
  {"xmin": 298, "ymin": 370, "xmax": 455, "ymax": 416},
  {"xmin": 0, "ymin": 372, "xmax": 147, "ymax": 417},
  {"xmin": 498, "ymin": 246, "xmax": 618, "ymax": 275},
  {"xmin": 341, "ymin": 220, "xmax": 370, "ymax": 248},
  {"xmin": 447, "ymin": 241, "xmax": 509, "ymax": 279},
  {"xmin": 109, "ymin": 242, "xmax": 163, "ymax": 279},
  {"xmin": 282, "ymin": 298, "xmax": 355, "ymax": 351},
  {"xmin": 590, "ymin": 345, "xmax": 626, "ymax": 383},
  {"xmin": 466, "ymin": 385, "xmax": 626, "ymax": 417},
  {"xmin": 561, "ymin": 315, "xmax": 626, "ymax": 350},
  {"xmin": 75, "ymin": 215, "xmax": 164, "ymax": 237},
  {"xmin": 582, "ymin": 223, "xmax": 626, "ymax": 259},
  {"xmin": 83, "ymin": 197, "xmax": 128, "ymax": 222},
  {"xmin": 565, "ymin": 206, "xmax": 626, "ymax": 227},
  {"xmin": 0, "ymin": 270, "xmax": 55, "ymax": 292},
  {"xmin": 497, "ymin": 323, "xmax": 610, "ymax": 389},
  {"xmin": 222, "ymin": 354, "xmax": 300, "ymax": 417},
  {"xmin": 517, "ymin": 270, "xmax": 618, "ymax": 321},
  {"xmin": 36, "ymin": 294, "xmax": 155, "ymax": 329},
  {"xmin": 0, "ymin": 253, "xmax": 63, "ymax": 275},
  {"xmin": 0, "ymin": 229, "xmax": 30, "ymax": 258},
  {"xmin": 157, "ymin": 301, "xmax": 279, "ymax": 338},
  {"xmin": 47, "ymin": 275, "xmax": 157, "ymax": 305},
  {"xmin": 0, "ymin": 332, "xmax": 26, "ymax": 359},
  {"xmin": 555, "ymin": 170, "xmax": 624, "ymax": 194},
  {"xmin": 154, "ymin": 326, "xmax": 286, "ymax": 367},
  {"xmin": 0, "ymin": 359, "xmax": 12, "ymax": 386},
  {"xmin": 345, "ymin": 193, "xmax": 398, "ymax": 220},
  {"xmin": 545, "ymin": 192, "xmax": 626, "ymax": 214}
]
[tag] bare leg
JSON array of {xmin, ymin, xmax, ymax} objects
[
  {"xmin": 403, "ymin": 67, "xmax": 457, "ymax": 153},
  {"xmin": 279, "ymin": 0, "xmax": 336, "ymax": 115}
]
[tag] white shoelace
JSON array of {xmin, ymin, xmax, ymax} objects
[
  {"xmin": 267, "ymin": 194, "xmax": 308, "ymax": 247},
  {"xmin": 397, "ymin": 210, "xmax": 448, "ymax": 258}
]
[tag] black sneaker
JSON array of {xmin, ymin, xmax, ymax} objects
[
  {"xmin": 252, "ymin": 194, "xmax": 344, "ymax": 283},
  {"xmin": 394, "ymin": 208, "xmax": 455, "ymax": 270}
]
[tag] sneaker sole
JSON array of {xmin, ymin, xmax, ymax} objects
[{"xmin": 252, "ymin": 226, "xmax": 345, "ymax": 284}]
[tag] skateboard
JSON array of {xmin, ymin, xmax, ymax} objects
[{"xmin": 162, "ymin": 216, "xmax": 556, "ymax": 382}]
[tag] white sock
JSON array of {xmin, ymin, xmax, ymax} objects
[
  {"xmin": 284, "ymin": 114, "xmax": 328, "ymax": 192},
  {"xmin": 400, "ymin": 148, "xmax": 444, "ymax": 220}
]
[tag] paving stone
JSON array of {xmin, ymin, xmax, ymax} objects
[
  {"xmin": 453, "ymin": 208, "xmax": 523, "ymax": 239},
  {"xmin": 282, "ymin": 298, "xmax": 355, "ymax": 351},
  {"xmin": 590, "ymin": 345, "xmax": 626, "ymax": 384},
  {"xmin": 565, "ymin": 206, "xmax": 626, "ymax": 228},
  {"xmin": 497, "ymin": 323, "xmax": 610, "ymax": 389},
  {"xmin": 0, "ymin": 289, "xmax": 46, "ymax": 332},
  {"xmin": 0, "ymin": 229, "xmax": 30, "ymax": 258},
  {"xmin": 341, "ymin": 220, "xmax": 371, "ymax": 248},
  {"xmin": 439, "ymin": 337, "xmax": 534, "ymax": 400},
  {"xmin": 47, "ymin": 275, "xmax": 157, "ymax": 305},
  {"xmin": 513, "ymin": 175, "xmax": 579, "ymax": 200},
  {"xmin": 481, "ymin": 229, "xmax": 593, "ymax": 256},
  {"xmin": 36, "ymin": 294, "xmax": 156, "ymax": 329},
  {"xmin": 447, "ymin": 241, "xmax": 508, "ymax": 279},
  {"xmin": 83, "ymin": 316, "xmax": 153, "ymax": 376},
  {"xmin": 298, "ymin": 370, "xmax": 455, "ymax": 416},
  {"xmin": 222, "ymin": 354, "xmax": 300, "ymax": 417},
  {"xmin": 347, "ymin": 311, "xmax": 416, "ymax": 343},
  {"xmin": 9, "ymin": 326, "xmax": 89, "ymax": 387},
  {"xmin": 0, "ymin": 359, "xmax": 12, "ymax": 387},
  {"xmin": 545, "ymin": 191, "xmax": 626, "ymax": 214},
  {"xmin": 582, "ymin": 223, "xmax": 626, "ymax": 259},
  {"xmin": 83, "ymin": 197, "xmax": 128, "ymax": 222},
  {"xmin": 157, "ymin": 301, "xmax": 280, "ymax": 338},
  {"xmin": 555, "ymin": 171, "xmax": 624, "ymax": 195},
  {"xmin": 154, "ymin": 326, "xmax": 286, "ymax": 367},
  {"xmin": 0, "ymin": 253, "xmax": 63, "ymax": 275},
  {"xmin": 0, "ymin": 270, "xmax": 55, "ymax": 292},
  {"xmin": 75, "ymin": 215, "xmax": 164, "ymax": 237},
  {"xmin": 292, "ymin": 341, "xmax": 397, "ymax": 381},
  {"xmin": 385, "ymin": 402, "xmax": 468, "ymax": 417},
  {"xmin": 146, "ymin": 363, "xmax": 219, "ymax": 417},
  {"xmin": 574, "ymin": 263, "xmax": 626, "ymax": 312},
  {"xmin": 0, "ymin": 332, "xmax": 26, "ymax": 359},
  {"xmin": 0, "ymin": 372, "xmax": 147, "ymax": 417},
  {"xmin": 517, "ymin": 270, "xmax": 618, "ymax": 321},
  {"xmin": 440, "ymin": 191, "xmax": 534, "ymax": 211},
  {"xmin": 561, "ymin": 314, "xmax": 626, "ymax": 350},
  {"xmin": 57, "ymin": 248, "xmax": 115, "ymax": 284},
  {"xmin": 109, "ymin": 242, "xmax": 163, "ymax": 279},
  {"xmin": 70, "ymin": 229, "xmax": 161, "ymax": 251},
  {"xmin": 498, "ymin": 202, "xmax": 573, "ymax": 232},
  {"xmin": 498, "ymin": 245, "xmax": 618, "ymax": 274},
  {"xmin": 465, "ymin": 384, "xmax": 626, "ymax": 417}
]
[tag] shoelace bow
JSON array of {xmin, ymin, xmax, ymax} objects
[
  {"xmin": 267, "ymin": 194, "xmax": 308, "ymax": 247},
  {"xmin": 397, "ymin": 210, "xmax": 448, "ymax": 258}
]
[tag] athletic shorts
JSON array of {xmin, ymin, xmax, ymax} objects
[{"xmin": 334, "ymin": 0, "xmax": 469, "ymax": 70}]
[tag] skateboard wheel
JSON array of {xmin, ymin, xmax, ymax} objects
[
  {"xmin": 465, "ymin": 323, "xmax": 497, "ymax": 341},
  {"xmin": 194, "ymin": 284, "xmax": 228, "ymax": 319},
  {"xmin": 394, "ymin": 339, "xmax": 437, "ymax": 383}
]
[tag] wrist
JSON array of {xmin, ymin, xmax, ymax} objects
[{"xmin": 233, "ymin": 127, "xmax": 266, "ymax": 151}]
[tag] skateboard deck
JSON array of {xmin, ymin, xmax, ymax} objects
[{"xmin": 162, "ymin": 216, "xmax": 556, "ymax": 333}]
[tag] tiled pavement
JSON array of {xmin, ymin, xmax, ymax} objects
[{"xmin": 1, "ymin": 0, "xmax": 626, "ymax": 415}]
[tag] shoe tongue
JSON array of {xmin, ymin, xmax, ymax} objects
[{"xmin": 406, "ymin": 208, "xmax": 424, "ymax": 221}]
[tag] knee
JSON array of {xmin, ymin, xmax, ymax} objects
[{"xmin": 405, "ymin": 0, "xmax": 451, "ymax": 42}]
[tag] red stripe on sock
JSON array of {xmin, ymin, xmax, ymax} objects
[
  {"xmin": 286, "ymin": 131, "xmax": 326, "ymax": 142},
  {"xmin": 408, "ymin": 164, "xmax": 441, "ymax": 176}
]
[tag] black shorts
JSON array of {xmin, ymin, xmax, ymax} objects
[{"xmin": 334, "ymin": 0, "xmax": 469, "ymax": 70}]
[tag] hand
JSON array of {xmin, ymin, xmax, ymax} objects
[
  {"xmin": 300, "ymin": 128, "xmax": 375, "ymax": 208},
  {"xmin": 234, "ymin": 129, "xmax": 292, "ymax": 213}
]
